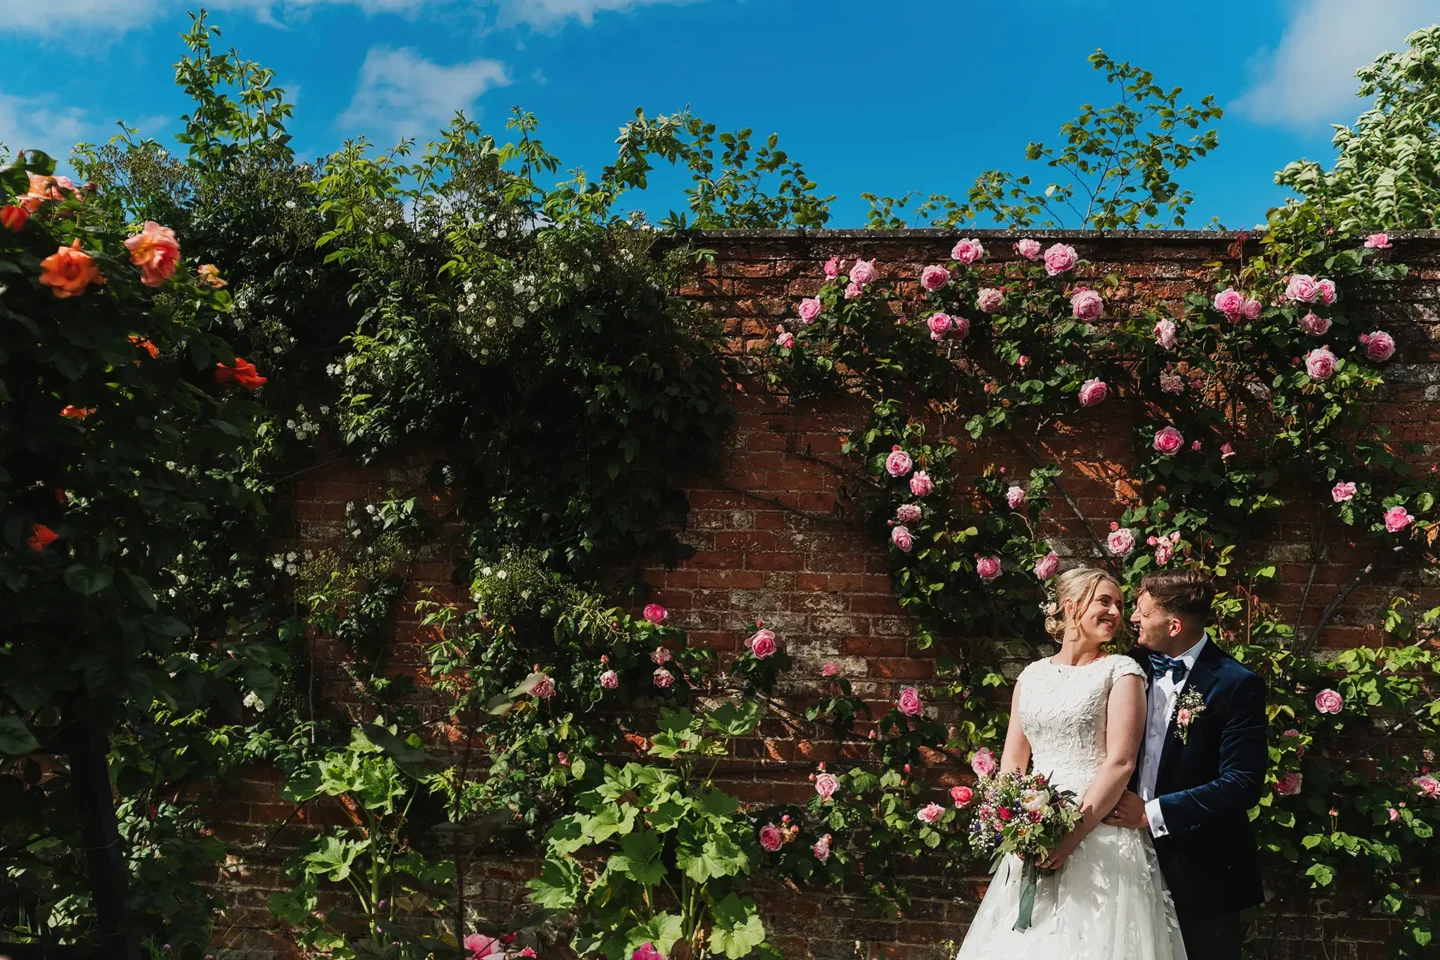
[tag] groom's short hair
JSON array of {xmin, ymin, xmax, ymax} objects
[{"xmin": 1139, "ymin": 570, "xmax": 1216, "ymax": 624}]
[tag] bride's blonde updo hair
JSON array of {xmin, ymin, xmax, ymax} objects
[{"xmin": 1044, "ymin": 566, "xmax": 1121, "ymax": 640}]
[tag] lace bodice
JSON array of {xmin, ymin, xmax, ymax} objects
[{"xmin": 1018, "ymin": 655, "xmax": 1146, "ymax": 797}]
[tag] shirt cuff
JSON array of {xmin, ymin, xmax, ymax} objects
[{"xmin": 1145, "ymin": 797, "xmax": 1168, "ymax": 838}]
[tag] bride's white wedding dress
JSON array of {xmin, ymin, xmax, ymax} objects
[{"xmin": 955, "ymin": 655, "xmax": 1187, "ymax": 960}]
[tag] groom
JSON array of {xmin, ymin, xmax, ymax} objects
[{"xmin": 1103, "ymin": 570, "xmax": 1268, "ymax": 960}]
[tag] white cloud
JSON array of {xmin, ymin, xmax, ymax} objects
[
  {"xmin": 1236, "ymin": 0, "xmax": 1440, "ymax": 131},
  {"xmin": 337, "ymin": 46, "xmax": 511, "ymax": 143},
  {"xmin": 494, "ymin": 0, "xmax": 703, "ymax": 28},
  {"xmin": 0, "ymin": 93, "xmax": 99, "ymax": 159},
  {"xmin": 0, "ymin": 0, "xmax": 168, "ymax": 36}
]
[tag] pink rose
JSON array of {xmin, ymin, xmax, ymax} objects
[
  {"xmin": 651, "ymin": 646, "xmax": 672, "ymax": 665},
  {"xmin": 748, "ymin": 627, "xmax": 778, "ymax": 659},
  {"xmin": 1314, "ymin": 688, "xmax": 1343, "ymax": 715},
  {"xmin": 600, "ymin": 670, "xmax": 619, "ymax": 689},
  {"xmin": 798, "ymin": 297, "xmax": 822, "ymax": 324},
  {"xmin": 1153, "ymin": 426, "xmax": 1185, "ymax": 456},
  {"xmin": 812, "ymin": 834, "xmax": 832, "ymax": 862},
  {"xmin": 1154, "ymin": 319, "xmax": 1177, "ymax": 351},
  {"xmin": 776, "ymin": 329, "xmax": 795, "ymax": 350},
  {"xmin": 916, "ymin": 803, "xmax": 945, "ymax": 825},
  {"xmin": 1177, "ymin": 708, "xmax": 1192, "ymax": 726},
  {"xmin": 909, "ymin": 470, "xmax": 934, "ymax": 497},
  {"xmin": 970, "ymin": 747, "xmax": 998, "ymax": 778},
  {"xmin": 1006, "ymin": 485, "xmax": 1026, "ymax": 509},
  {"xmin": 815, "ymin": 772, "xmax": 840, "ymax": 799},
  {"xmin": 643, "ymin": 603, "xmax": 668, "ymax": 624},
  {"xmin": 951, "ymin": 238, "xmax": 985, "ymax": 264},
  {"xmin": 1275, "ymin": 772, "xmax": 1303, "ymax": 796},
  {"xmin": 1221, "ymin": 442, "xmax": 1236, "ymax": 460},
  {"xmin": 758, "ymin": 823, "xmax": 783, "ymax": 852},
  {"xmin": 920, "ymin": 264, "xmax": 950, "ymax": 291},
  {"xmin": 633, "ymin": 943, "xmax": 665, "ymax": 960},
  {"xmin": 1365, "ymin": 233, "xmax": 1392, "ymax": 250},
  {"xmin": 926, "ymin": 312, "xmax": 952, "ymax": 341},
  {"xmin": 1318, "ymin": 279, "xmax": 1336, "ymax": 305},
  {"xmin": 849, "ymin": 258, "xmax": 877, "ymax": 286},
  {"xmin": 1285, "ymin": 274, "xmax": 1319, "ymax": 303},
  {"xmin": 976, "ymin": 555, "xmax": 1002, "ymax": 581},
  {"xmin": 1332, "ymin": 481, "xmax": 1357, "ymax": 503},
  {"xmin": 1190, "ymin": 440, "xmax": 1202, "ymax": 452},
  {"xmin": 1305, "ymin": 348, "xmax": 1337, "ymax": 381},
  {"xmin": 1043, "ymin": 243, "xmax": 1077, "ymax": 276},
  {"xmin": 1159, "ymin": 372, "xmax": 1184, "ymax": 394},
  {"xmin": 896, "ymin": 503, "xmax": 922, "ymax": 523},
  {"xmin": 844, "ymin": 281, "xmax": 862, "ymax": 299},
  {"xmin": 1415, "ymin": 774, "xmax": 1440, "ymax": 798},
  {"xmin": 950, "ymin": 785, "xmax": 974, "ymax": 808},
  {"xmin": 1362, "ymin": 330, "xmax": 1396, "ymax": 362},
  {"xmin": 1154, "ymin": 538, "xmax": 1175, "ymax": 566},
  {"xmin": 1299, "ymin": 312, "xmax": 1331, "ymax": 336},
  {"xmin": 653, "ymin": 667, "xmax": 675, "ymax": 688},
  {"xmin": 1242, "ymin": 298, "xmax": 1263, "ymax": 321},
  {"xmin": 1033, "ymin": 551, "xmax": 1060, "ymax": 580},
  {"xmin": 977, "ymin": 287, "xmax": 1004, "ymax": 313},
  {"xmin": 948, "ymin": 314, "xmax": 971, "ymax": 339},
  {"xmin": 1389, "ymin": 807, "xmax": 1400, "ymax": 822},
  {"xmin": 1384, "ymin": 505, "xmax": 1415, "ymax": 533},
  {"xmin": 824, "ymin": 257, "xmax": 842, "ymax": 279},
  {"xmin": 885, "ymin": 446, "xmax": 913, "ymax": 477},
  {"xmin": 1078, "ymin": 378, "xmax": 1108, "ymax": 407},
  {"xmin": 897, "ymin": 686, "xmax": 923, "ymax": 716},
  {"xmin": 1107, "ymin": 526, "xmax": 1136, "ymax": 556},
  {"xmin": 822, "ymin": 662, "xmax": 839, "ymax": 677},
  {"xmin": 1014, "ymin": 238, "xmax": 1042, "ymax": 260},
  {"xmin": 465, "ymin": 934, "xmax": 505, "ymax": 960},
  {"xmin": 125, "ymin": 220, "xmax": 181, "ymax": 287},
  {"xmin": 890, "ymin": 525, "xmax": 914, "ymax": 553},
  {"xmin": 1213, "ymin": 287, "xmax": 1244, "ymax": 320},
  {"xmin": 529, "ymin": 674, "xmax": 556, "ymax": 698},
  {"xmin": 1071, "ymin": 288, "xmax": 1104, "ymax": 320}
]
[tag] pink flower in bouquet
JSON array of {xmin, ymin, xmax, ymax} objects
[
  {"xmin": 1299, "ymin": 312, "xmax": 1331, "ymax": 336},
  {"xmin": 529, "ymin": 673, "xmax": 556, "ymax": 698},
  {"xmin": 891, "ymin": 525, "xmax": 914, "ymax": 552},
  {"xmin": 812, "ymin": 833, "xmax": 832, "ymax": 862},
  {"xmin": 897, "ymin": 686, "xmax": 923, "ymax": 716},
  {"xmin": 1365, "ymin": 233, "xmax": 1393, "ymax": 250},
  {"xmin": 1318, "ymin": 279, "xmax": 1336, "ymax": 304},
  {"xmin": 776, "ymin": 328, "xmax": 795, "ymax": 350},
  {"xmin": 653, "ymin": 667, "xmax": 675, "ymax": 688},
  {"xmin": 464, "ymin": 934, "xmax": 505, "ymax": 960},
  {"xmin": 971, "ymin": 747, "xmax": 998, "ymax": 778},
  {"xmin": 1385, "ymin": 505, "xmax": 1415, "ymax": 533},
  {"xmin": 950, "ymin": 785, "xmax": 974, "ymax": 808},
  {"xmin": 896, "ymin": 503, "xmax": 923, "ymax": 523},
  {"xmin": 1361, "ymin": 330, "xmax": 1396, "ymax": 362},
  {"xmin": 844, "ymin": 281, "xmax": 862, "ymax": 299},
  {"xmin": 1305, "ymin": 348, "xmax": 1337, "ymax": 380},
  {"xmin": 1160, "ymin": 372, "xmax": 1184, "ymax": 394},
  {"xmin": 1078, "ymin": 378, "xmax": 1108, "ymax": 407},
  {"xmin": 599, "ymin": 670, "xmax": 619, "ymax": 689},
  {"xmin": 1314, "ymin": 689, "xmax": 1343, "ymax": 715},
  {"xmin": 1242, "ymin": 297, "xmax": 1263, "ymax": 320},
  {"xmin": 822, "ymin": 662, "xmax": 839, "ymax": 677},
  {"xmin": 815, "ymin": 772, "xmax": 840, "ymax": 800},
  {"xmin": 951, "ymin": 238, "xmax": 985, "ymax": 264},
  {"xmin": 1006, "ymin": 485, "xmax": 1026, "ymax": 509},
  {"xmin": 1153, "ymin": 426, "xmax": 1184, "ymax": 456},
  {"xmin": 920, "ymin": 264, "xmax": 950, "ymax": 291},
  {"xmin": 632, "ymin": 943, "xmax": 665, "ymax": 960},
  {"xmin": 748, "ymin": 627, "xmax": 778, "ymax": 658},
  {"xmin": 797, "ymin": 297, "xmax": 823, "ymax": 324},
  {"xmin": 849, "ymin": 258, "xmax": 877, "ymax": 285},
  {"xmin": 1043, "ymin": 243, "xmax": 1077, "ymax": 276},
  {"xmin": 643, "ymin": 603, "xmax": 667, "ymax": 624},
  {"xmin": 651, "ymin": 646, "xmax": 672, "ymax": 665},
  {"xmin": 824, "ymin": 257, "xmax": 843, "ymax": 279},
  {"xmin": 1285, "ymin": 274, "xmax": 1319, "ymax": 303},
  {"xmin": 1034, "ymin": 552, "xmax": 1061, "ymax": 580},
  {"xmin": 1154, "ymin": 319, "xmax": 1177, "ymax": 351},
  {"xmin": 1332, "ymin": 481, "xmax": 1357, "ymax": 503},
  {"xmin": 1214, "ymin": 287, "xmax": 1244, "ymax": 320},
  {"xmin": 758, "ymin": 824, "xmax": 783, "ymax": 851},
  {"xmin": 1071, "ymin": 288, "xmax": 1104, "ymax": 320},
  {"xmin": 909, "ymin": 470, "xmax": 934, "ymax": 497},
  {"xmin": 927, "ymin": 312, "xmax": 953, "ymax": 341},
  {"xmin": 977, "ymin": 287, "xmax": 1004, "ymax": 313},
  {"xmin": 1275, "ymin": 773, "xmax": 1303, "ymax": 796},
  {"xmin": 917, "ymin": 803, "xmax": 945, "ymax": 825},
  {"xmin": 1107, "ymin": 525, "xmax": 1137, "ymax": 556},
  {"xmin": 1014, "ymin": 238, "xmax": 1042, "ymax": 260},
  {"xmin": 885, "ymin": 446, "xmax": 913, "ymax": 477},
  {"xmin": 976, "ymin": 556, "xmax": 1002, "ymax": 580}
]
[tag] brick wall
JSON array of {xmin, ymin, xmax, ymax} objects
[{"xmin": 215, "ymin": 230, "xmax": 1440, "ymax": 960}]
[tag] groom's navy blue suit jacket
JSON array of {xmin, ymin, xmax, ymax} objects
[{"xmin": 1128, "ymin": 641, "xmax": 1268, "ymax": 913}]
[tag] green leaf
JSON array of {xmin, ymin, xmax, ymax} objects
[
  {"xmin": 708, "ymin": 893, "xmax": 767, "ymax": 958},
  {"xmin": 267, "ymin": 885, "xmax": 317, "ymax": 925},
  {"xmin": 1305, "ymin": 863, "xmax": 1336, "ymax": 888},
  {"xmin": 0, "ymin": 716, "xmax": 41, "ymax": 755},
  {"xmin": 142, "ymin": 614, "xmax": 192, "ymax": 639},
  {"xmin": 628, "ymin": 913, "xmax": 684, "ymax": 954},
  {"xmin": 608, "ymin": 829, "xmax": 666, "ymax": 886},
  {"xmin": 704, "ymin": 700, "xmax": 762, "ymax": 737},
  {"xmin": 526, "ymin": 857, "xmax": 581, "ymax": 910},
  {"xmin": 63, "ymin": 564, "xmax": 113, "ymax": 595},
  {"xmin": 303, "ymin": 834, "xmax": 368, "ymax": 882}
]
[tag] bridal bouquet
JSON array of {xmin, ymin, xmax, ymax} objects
[{"xmin": 967, "ymin": 771, "xmax": 1082, "ymax": 932}]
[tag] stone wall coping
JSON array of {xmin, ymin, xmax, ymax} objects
[{"xmin": 672, "ymin": 227, "xmax": 1440, "ymax": 244}]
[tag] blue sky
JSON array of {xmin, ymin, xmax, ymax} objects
[{"xmin": 4, "ymin": 0, "xmax": 1439, "ymax": 228}]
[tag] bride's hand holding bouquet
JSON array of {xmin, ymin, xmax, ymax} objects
[{"xmin": 967, "ymin": 768, "xmax": 1083, "ymax": 931}]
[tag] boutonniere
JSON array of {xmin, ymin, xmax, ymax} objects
[{"xmin": 1173, "ymin": 687, "xmax": 1206, "ymax": 744}]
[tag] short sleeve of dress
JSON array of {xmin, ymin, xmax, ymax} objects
[{"xmin": 1109, "ymin": 655, "xmax": 1146, "ymax": 685}]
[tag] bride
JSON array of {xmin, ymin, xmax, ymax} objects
[{"xmin": 955, "ymin": 567, "xmax": 1186, "ymax": 960}]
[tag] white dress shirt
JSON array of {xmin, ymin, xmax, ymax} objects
[{"xmin": 1137, "ymin": 634, "xmax": 1208, "ymax": 838}]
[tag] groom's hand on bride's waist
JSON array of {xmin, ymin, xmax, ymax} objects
[{"xmin": 1102, "ymin": 790, "xmax": 1148, "ymax": 829}]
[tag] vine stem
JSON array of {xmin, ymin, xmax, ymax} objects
[
  {"xmin": 1296, "ymin": 560, "xmax": 1374, "ymax": 659},
  {"xmin": 711, "ymin": 479, "xmax": 854, "ymax": 529},
  {"xmin": 1013, "ymin": 432, "xmax": 1109, "ymax": 560}
]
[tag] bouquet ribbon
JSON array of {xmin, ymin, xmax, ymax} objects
[{"xmin": 1014, "ymin": 860, "xmax": 1040, "ymax": 932}]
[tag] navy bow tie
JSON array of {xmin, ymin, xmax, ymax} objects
[{"xmin": 1147, "ymin": 651, "xmax": 1189, "ymax": 682}]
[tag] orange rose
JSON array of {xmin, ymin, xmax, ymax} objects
[
  {"xmin": 128, "ymin": 335, "xmax": 159, "ymax": 359},
  {"xmin": 27, "ymin": 523, "xmax": 58, "ymax": 552},
  {"xmin": 215, "ymin": 357, "xmax": 267, "ymax": 391},
  {"xmin": 39, "ymin": 239, "xmax": 104, "ymax": 298},
  {"xmin": 1, "ymin": 204, "xmax": 29, "ymax": 232},
  {"xmin": 17, "ymin": 173, "xmax": 75, "ymax": 213},
  {"xmin": 124, "ymin": 221, "xmax": 180, "ymax": 287},
  {"xmin": 60, "ymin": 405, "xmax": 96, "ymax": 419},
  {"xmin": 196, "ymin": 264, "xmax": 227, "ymax": 288}
]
